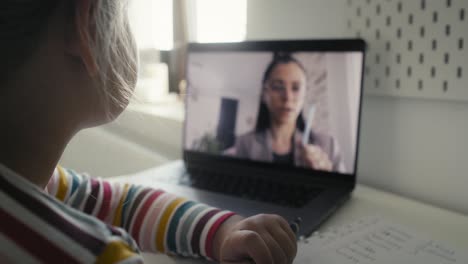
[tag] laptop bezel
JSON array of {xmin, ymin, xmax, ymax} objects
[{"xmin": 183, "ymin": 39, "xmax": 367, "ymax": 186}]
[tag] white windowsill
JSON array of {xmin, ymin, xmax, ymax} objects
[
  {"xmin": 126, "ymin": 94, "xmax": 184, "ymax": 122},
  {"xmin": 59, "ymin": 96, "xmax": 184, "ymax": 178},
  {"xmin": 103, "ymin": 95, "xmax": 185, "ymax": 161}
]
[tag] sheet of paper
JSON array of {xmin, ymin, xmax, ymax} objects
[{"xmin": 294, "ymin": 216, "xmax": 468, "ymax": 264}]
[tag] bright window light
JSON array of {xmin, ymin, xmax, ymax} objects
[
  {"xmin": 128, "ymin": 0, "xmax": 173, "ymax": 50},
  {"xmin": 194, "ymin": 0, "xmax": 247, "ymax": 43}
]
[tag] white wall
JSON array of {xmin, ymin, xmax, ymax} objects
[
  {"xmin": 246, "ymin": 0, "xmax": 348, "ymax": 40},
  {"xmin": 246, "ymin": 0, "xmax": 468, "ymax": 215},
  {"xmin": 359, "ymin": 96, "xmax": 468, "ymax": 215}
]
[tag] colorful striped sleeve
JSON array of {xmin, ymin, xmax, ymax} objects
[
  {"xmin": 0, "ymin": 163, "xmax": 143, "ymax": 264},
  {"xmin": 46, "ymin": 166, "xmax": 236, "ymax": 260}
]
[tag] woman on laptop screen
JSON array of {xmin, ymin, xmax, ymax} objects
[{"xmin": 227, "ymin": 53, "xmax": 344, "ymax": 172}]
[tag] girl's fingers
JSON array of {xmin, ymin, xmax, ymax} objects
[
  {"xmin": 267, "ymin": 225, "xmax": 297, "ymax": 263},
  {"xmin": 275, "ymin": 216, "xmax": 298, "ymax": 248},
  {"xmin": 222, "ymin": 230, "xmax": 273, "ymax": 264},
  {"xmin": 262, "ymin": 232, "xmax": 288, "ymax": 264}
]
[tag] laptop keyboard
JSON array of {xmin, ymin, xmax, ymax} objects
[{"xmin": 180, "ymin": 169, "xmax": 323, "ymax": 208}]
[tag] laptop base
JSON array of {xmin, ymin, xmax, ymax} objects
[{"xmin": 158, "ymin": 162, "xmax": 353, "ymax": 237}]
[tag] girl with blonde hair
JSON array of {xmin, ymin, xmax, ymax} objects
[{"xmin": 0, "ymin": 1, "xmax": 297, "ymax": 263}]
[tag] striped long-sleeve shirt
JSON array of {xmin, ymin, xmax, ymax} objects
[{"xmin": 0, "ymin": 164, "xmax": 235, "ymax": 263}]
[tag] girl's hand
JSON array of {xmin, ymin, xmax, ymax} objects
[
  {"xmin": 299, "ymin": 143, "xmax": 333, "ymax": 171},
  {"xmin": 213, "ymin": 214, "xmax": 297, "ymax": 264}
]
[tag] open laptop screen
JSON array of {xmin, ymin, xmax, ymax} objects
[{"xmin": 184, "ymin": 41, "xmax": 364, "ymax": 175}]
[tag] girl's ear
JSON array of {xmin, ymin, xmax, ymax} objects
[{"xmin": 66, "ymin": 0, "xmax": 98, "ymax": 76}]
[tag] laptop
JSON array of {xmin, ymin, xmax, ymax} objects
[{"xmin": 164, "ymin": 39, "xmax": 366, "ymax": 237}]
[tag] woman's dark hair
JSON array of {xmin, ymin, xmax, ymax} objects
[{"xmin": 255, "ymin": 52, "xmax": 307, "ymax": 132}]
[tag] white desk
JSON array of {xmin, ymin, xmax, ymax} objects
[{"xmin": 110, "ymin": 161, "xmax": 468, "ymax": 264}]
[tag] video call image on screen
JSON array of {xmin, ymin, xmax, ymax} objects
[{"xmin": 185, "ymin": 51, "xmax": 363, "ymax": 175}]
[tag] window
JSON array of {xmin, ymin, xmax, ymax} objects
[
  {"xmin": 188, "ymin": 0, "xmax": 247, "ymax": 43},
  {"xmin": 128, "ymin": 0, "xmax": 173, "ymax": 50},
  {"xmin": 128, "ymin": 0, "xmax": 247, "ymax": 103}
]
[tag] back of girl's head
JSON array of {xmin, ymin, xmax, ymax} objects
[
  {"xmin": 0, "ymin": 0, "xmax": 137, "ymax": 120},
  {"xmin": 255, "ymin": 52, "xmax": 306, "ymax": 132},
  {"xmin": 1, "ymin": 1, "xmax": 58, "ymax": 81}
]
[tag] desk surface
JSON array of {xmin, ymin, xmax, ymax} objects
[{"xmin": 111, "ymin": 161, "xmax": 468, "ymax": 264}]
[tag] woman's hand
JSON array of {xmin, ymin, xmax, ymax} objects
[
  {"xmin": 212, "ymin": 214, "xmax": 297, "ymax": 264},
  {"xmin": 299, "ymin": 143, "xmax": 333, "ymax": 171}
]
